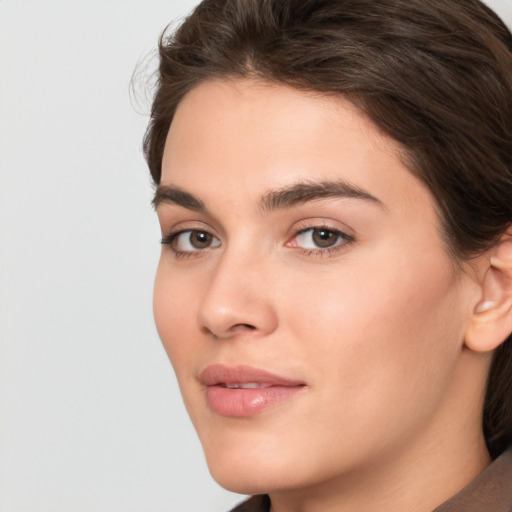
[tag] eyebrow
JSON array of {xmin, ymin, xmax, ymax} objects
[
  {"xmin": 152, "ymin": 185, "xmax": 207, "ymax": 212},
  {"xmin": 259, "ymin": 179, "xmax": 384, "ymax": 212},
  {"xmin": 152, "ymin": 179, "xmax": 383, "ymax": 213}
]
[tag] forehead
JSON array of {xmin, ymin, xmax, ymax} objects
[
  {"xmin": 162, "ymin": 78, "xmax": 410, "ymax": 199},
  {"xmin": 168, "ymin": 78, "xmax": 397, "ymax": 149}
]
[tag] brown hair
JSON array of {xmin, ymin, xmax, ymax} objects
[{"xmin": 143, "ymin": 0, "xmax": 512, "ymax": 458}]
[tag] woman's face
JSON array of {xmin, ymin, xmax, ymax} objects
[{"xmin": 154, "ymin": 79, "xmax": 479, "ymax": 495}]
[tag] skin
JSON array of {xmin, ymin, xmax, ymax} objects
[{"xmin": 153, "ymin": 78, "xmax": 493, "ymax": 512}]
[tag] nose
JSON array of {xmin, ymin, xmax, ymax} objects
[{"xmin": 198, "ymin": 249, "xmax": 278, "ymax": 339}]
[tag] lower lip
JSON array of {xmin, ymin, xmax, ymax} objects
[{"xmin": 206, "ymin": 385, "xmax": 304, "ymax": 417}]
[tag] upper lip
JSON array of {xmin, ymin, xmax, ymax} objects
[{"xmin": 199, "ymin": 364, "xmax": 305, "ymax": 387}]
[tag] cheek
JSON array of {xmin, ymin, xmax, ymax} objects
[
  {"xmin": 153, "ymin": 261, "xmax": 200, "ymax": 374},
  {"xmin": 283, "ymin": 244, "xmax": 466, "ymax": 417}
]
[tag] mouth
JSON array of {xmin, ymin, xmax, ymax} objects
[
  {"xmin": 221, "ymin": 382, "xmax": 273, "ymax": 389},
  {"xmin": 199, "ymin": 364, "xmax": 306, "ymax": 417}
]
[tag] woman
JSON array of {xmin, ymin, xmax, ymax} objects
[{"xmin": 144, "ymin": 0, "xmax": 512, "ymax": 510}]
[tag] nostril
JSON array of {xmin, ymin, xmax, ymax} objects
[
  {"xmin": 201, "ymin": 323, "xmax": 256, "ymax": 339},
  {"xmin": 233, "ymin": 323, "xmax": 257, "ymax": 331}
]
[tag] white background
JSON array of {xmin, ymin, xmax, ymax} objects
[
  {"xmin": 0, "ymin": 1, "xmax": 244, "ymax": 511},
  {"xmin": 0, "ymin": 1, "xmax": 511, "ymax": 511}
]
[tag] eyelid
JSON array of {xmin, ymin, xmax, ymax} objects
[
  {"xmin": 160, "ymin": 222, "xmax": 222, "ymax": 258},
  {"xmin": 287, "ymin": 218, "xmax": 354, "ymax": 240},
  {"xmin": 285, "ymin": 219, "xmax": 355, "ymax": 255},
  {"xmin": 159, "ymin": 219, "xmax": 219, "ymax": 240}
]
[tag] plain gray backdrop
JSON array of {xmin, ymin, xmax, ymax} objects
[
  {"xmin": 0, "ymin": 1, "xmax": 511, "ymax": 511},
  {"xmin": 0, "ymin": 1, "xmax": 243, "ymax": 511}
]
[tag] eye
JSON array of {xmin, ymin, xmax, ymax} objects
[
  {"xmin": 162, "ymin": 229, "xmax": 221, "ymax": 255},
  {"xmin": 290, "ymin": 226, "xmax": 353, "ymax": 252}
]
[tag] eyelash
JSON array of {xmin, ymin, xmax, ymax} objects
[
  {"xmin": 289, "ymin": 225, "xmax": 354, "ymax": 258},
  {"xmin": 161, "ymin": 225, "xmax": 354, "ymax": 259},
  {"xmin": 160, "ymin": 230, "xmax": 221, "ymax": 259}
]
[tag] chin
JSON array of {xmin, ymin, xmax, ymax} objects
[
  {"xmin": 211, "ymin": 471, "xmax": 272, "ymax": 496},
  {"xmin": 202, "ymin": 438, "xmax": 299, "ymax": 495},
  {"xmin": 209, "ymin": 463, "xmax": 299, "ymax": 496}
]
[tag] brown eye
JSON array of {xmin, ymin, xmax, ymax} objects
[
  {"xmin": 189, "ymin": 231, "xmax": 213, "ymax": 249},
  {"xmin": 166, "ymin": 229, "xmax": 221, "ymax": 253},
  {"xmin": 292, "ymin": 226, "xmax": 351, "ymax": 252},
  {"xmin": 311, "ymin": 229, "xmax": 339, "ymax": 248}
]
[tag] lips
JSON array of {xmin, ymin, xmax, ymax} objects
[
  {"xmin": 199, "ymin": 364, "xmax": 306, "ymax": 417},
  {"xmin": 223, "ymin": 382, "xmax": 272, "ymax": 389}
]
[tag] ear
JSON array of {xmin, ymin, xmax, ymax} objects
[{"xmin": 465, "ymin": 229, "xmax": 512, "ymax": 352}]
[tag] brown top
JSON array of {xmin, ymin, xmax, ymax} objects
[{"xmin": 230, "ymin": 448, "xmax": 512, "ymax": 512}]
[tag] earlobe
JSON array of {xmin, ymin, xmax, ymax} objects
[{"xmin": 465, "ymin": 233, "xmax": 512, "ymax": 353}]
